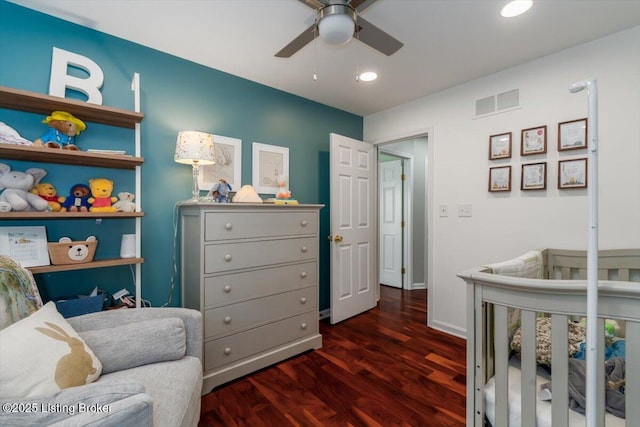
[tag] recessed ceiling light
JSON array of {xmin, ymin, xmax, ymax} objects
[
  {"xmin": 358, "ymin": 71, "xmax": 378, "ymax": 82},
  {"xmin": 501, "ymin": 0, "xmax": 533, "ymax": 18}
]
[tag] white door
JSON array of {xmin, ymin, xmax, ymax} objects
[
  {"xmin": 379, "ymin": 159, "xmax": 403, "ymax": 288},
  {"xmin": 329, "ymin": 133, "xmax": 377, "ymax": 324}
]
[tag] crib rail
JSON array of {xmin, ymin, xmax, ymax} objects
[{"xmin": 459, "ymin": 248, "xmax": 640, "ymax": 427}]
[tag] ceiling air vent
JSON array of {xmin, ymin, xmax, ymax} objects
[{"xmin": 474, "ymin": 89, "xmax": 520, "ymax": 118}]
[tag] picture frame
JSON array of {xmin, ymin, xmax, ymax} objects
[
  {"xmin": 489, "ymin": 166, "xmax": 512, "ymax": 192},
  {"xmin": 558, "ymin": 118, "xmax": 588, "ymax": 151},
  {"xmin": 558, "ymin": 158, "xmax": 587, "ymax": 189},
  {"xmin": 521, "ymin": 162, "xmax": 547, "ymax": 190},
  {"xmin": 252, "ymin": 142, "xmax": 289, "ymax": 194},
  {"xmin": 521, "ymin": 125, "xmax": 547, "ymax": 156},
  {"xmin": 198, "ymin": 135, "xmax": 242, "ymax": 192},
  {"xmin": 489, "ymin": 132, "xmax": 512, "ymax": 160},
  {"xmin": 0, "ymin": 226, "xmax": 50, "ymax": 267}
]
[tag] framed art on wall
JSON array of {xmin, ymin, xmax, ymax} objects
[
  {"xmin": 558, "ymin": 158, "xmax": 587, "ymax": 189},
  {"xmin": 198, "ymin": 135, "xmax": 242, "ymax": 192},
  {"xmin": 521, "ymin": 162, "xmax": 547, "ymax": 190},
  {"xmin": 489, "ymin": 132, "xmax": 512, "ymax": 160},
  {"xmin": 252, "ymin": 142, "xmax": 289, "ymax": 194},
  {"xmin": 521, "ymin": 125, "xmax": 547, "ymax": 156},
  {"xmin": 558, "ymin": 118, "xmax": 588, "ymax": 151},
  {"xmin": 489, "ymin": 166, "xmax": 512, "ymax": 192},
  {"xmin": 0, "ymin": 226, "xmax": 50, "ymax": 267}
]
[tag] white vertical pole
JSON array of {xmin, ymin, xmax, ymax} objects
[
  {"xmin": 132, "ymin": 73, "xmax": 142, "ymax": 308},
  {"xmin": 570, "ymin": 78, "xmax": 598, "ymax": 427}
]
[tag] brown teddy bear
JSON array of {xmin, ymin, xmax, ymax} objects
[
  {"xmin": 59, "ymin": 184, "xmax": 91, "ymax": 212},
  {"xmin": 33, "ymin": 111, "xmax": 86, "ymax": 150}
]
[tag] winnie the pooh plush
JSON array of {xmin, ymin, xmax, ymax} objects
[
  {"xmin": 59, "ymin": 183, "xmax": 91, "ymax": 212},
  {"xmin": 88, "ymin": 178, "xmax": 117, "ymax": 213},
  {"xmin": 33, "ymin": 111, "xmax": 86, "ymax": 150},
  {"xmin": 31, "ymin": 182, "xmax": 62, "ymax": 212}
]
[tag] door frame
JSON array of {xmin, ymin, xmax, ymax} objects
[
  {"xmin": 371, "ymin": 126, "xmax": 433, "ymax": 328},
  {"xmin": 377, "ymin": 147, "xmax": 413, "ymax": 290}
]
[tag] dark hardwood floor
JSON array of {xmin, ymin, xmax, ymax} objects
[{"xmin": 200, "ymin": 285, "xmax": 467, "ymax": 426}]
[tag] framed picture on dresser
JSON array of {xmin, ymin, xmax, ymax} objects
[{"xmin": 198, "ymin": 135, "xmax": 242, "ymax": 193}]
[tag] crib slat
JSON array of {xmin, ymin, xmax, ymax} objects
[
  {"xmin": 596, "ymin": 318, "xmax": 605, "ymax": 427},
  {"xmin": 626, "ymin": 321, "xmax": 640, "ymax": 423},
  {"xmin": 617, "ymin": 268, "xmax": 629, "ymax": 281},
  {"xmin": 493, "ymin": 305, "xmax": 509, "ymax": 427},
  {"xmin": 551, "ymin": 314, "xmax": 569, "ymax": 427},
  {"xmin": 521, "ymin": 310, "xmax": 537, "ymax": 427}
]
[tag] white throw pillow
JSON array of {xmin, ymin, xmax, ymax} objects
[{"xmin": 0, "ymin": 301, "xmax": 102, "ymax": 398}]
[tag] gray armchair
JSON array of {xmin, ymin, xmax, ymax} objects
[{"xmin": 0, "ymin": 256, "xmax": 203, "ymax": 427}]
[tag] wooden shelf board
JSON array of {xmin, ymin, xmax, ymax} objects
[
  {"xmin": 0, "ymin": 143, "xmax": 143, "ymax": 169},
  {"xmin": 0, "ymin": 86, "xmax": 143, "ymax": 128},
  {"xmin": 28, "ymin": 257, "xmax": 144, "ymax": 274},
  {"xmin": 0, "ymin": 211, "xmax": 144, "ymax": 219}
]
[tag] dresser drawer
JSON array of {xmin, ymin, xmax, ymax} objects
[
  {"xmin": 204, "ymin": 311, "xmax": 318, "ymax": 371},
  {"xmin": 204, "ymin": 237, "xmax": 317, "ymax": 273},
  {"xmin": 204, "ymin": 286, "xmax": 316, "ymax": 339},
  {"xmin": 204, "ymin": 261, "xmax": 316, "ymax": 308},
  {"xmin": 204, "ymin": 211, "xmax": 317, "ymax": 241}
]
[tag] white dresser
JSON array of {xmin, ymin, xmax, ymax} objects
[{"xmin": 179, "ymin": 202, "xmax": 323, "ymax": 393}]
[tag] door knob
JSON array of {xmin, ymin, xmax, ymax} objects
[{"xmin": 334, "ymin": 235, "xmax": 343, "ymax": 242}]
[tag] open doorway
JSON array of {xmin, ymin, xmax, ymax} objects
[{"xmin": 377, "ymin": 136, "xmax": 427, "ymax": 291}]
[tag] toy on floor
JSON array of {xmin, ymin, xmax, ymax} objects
[{"xmin": 33, "ymin": 111, "xmax": 86, "ymax": 150}]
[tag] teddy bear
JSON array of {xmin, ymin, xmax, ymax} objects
[
  {"xmin": 59, "ymin": 183, "xmax": 91, "ymax": 212},
  {"xmin": 33, "ymin": 111, "xmax": 86, "ymax": 150},
  {"xmin": 113, "ymin": 192, "xmax": 136, "ymax": 212},
  {"xmin": 0, "ymin": 163, "xmax": 49, "ymax": 212},
  {"xmin": 88, "ymin": 178, "xmax": 117, "ymax": 213},
  {"xmin": 31, "ymin": 182, "xmax": 62, "ymax": 212}
]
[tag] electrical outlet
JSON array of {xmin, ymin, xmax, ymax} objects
[
  {"xmin": 458, "ymin": 204, "xmax": 472, "ymax": 217},
  {"xmin": 439, "ymin": 204, "xmax": 448, "ymax": 217}
]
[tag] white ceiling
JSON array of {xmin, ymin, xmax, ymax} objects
[{"xmin": 9, "ymin": 0, "xmax": 640, "ymax": 116}]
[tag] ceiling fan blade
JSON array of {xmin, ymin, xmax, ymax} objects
[
  {"xmin": 349, "ymin": 0, "xmax": 380, "ymax": 13},
  {"xmin": 275, "ymin": 24, "xmax": 317, "ymax": 58},
  {"xmin": 297, "ymin": 0, "xmax": 328, "ymax": 10},
  {"xmin": 356, "ymin": 17, "xmax": 403, "ymax": 56}
]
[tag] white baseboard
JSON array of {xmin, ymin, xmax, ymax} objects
[
  {"xmin": 429, "ymin": 319, "xmax": 467, "ymax": 340},
  {"xmin": 318, "ymin": 308, "xmax": 331, "ymax": 320},
  {"xmin": 411, "ymin": 282, "xmax": 426, "ymax": 290}
]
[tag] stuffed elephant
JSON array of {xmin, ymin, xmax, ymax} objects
[{"xmin": 0, "ymin": 163, "xmax": 49, "ymax": 212}]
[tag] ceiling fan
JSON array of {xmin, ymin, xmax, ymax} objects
[{"xmin": 275, "ymin": 0, "xmax": 403, "ymax": 58}]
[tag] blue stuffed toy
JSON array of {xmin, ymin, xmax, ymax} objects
[
  {"xmin": 208, "ymin": 179, "xmax": 232, "ymax": 203},
  {"xmin": 59, "ymin": 183, "xmax": 91, "ymax": 212}
]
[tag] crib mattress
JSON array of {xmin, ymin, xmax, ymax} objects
[{"xmin": 485, "ymin": 361, "xmax": 626, "ymax": 427}]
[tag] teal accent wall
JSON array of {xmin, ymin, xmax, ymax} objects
[{"xmin": 0, "ymin": 1, "xmax": 362, "ymax": 310}]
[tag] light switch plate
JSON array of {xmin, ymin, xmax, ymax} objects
[
  {"xmin": 458, "ymin": 204, "xmax": 472, "ymax": 217},
  {"xmin": 439, "ymin": 204, "xmax": 448, "ymax": 217}
]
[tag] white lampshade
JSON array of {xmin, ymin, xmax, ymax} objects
[
  {"xmin": 174, "ymin": 131, "xmax": 215, "ymax": 165},
  {"xmin": 318, "ymin": 13, "xmax": 355, "ymax": 45}
]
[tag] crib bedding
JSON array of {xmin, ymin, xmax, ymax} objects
[
  {"xmin": 459, "ymin": 248, "xmax": 640, "ymax": 427},
  {"xmin": 484, "ymin": 358, "xmax": 626, "ymax": 427}
]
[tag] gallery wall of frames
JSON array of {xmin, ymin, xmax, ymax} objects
[{"xmin": 488, "ymin": 118, "xmax": 588, "ymax": 193}]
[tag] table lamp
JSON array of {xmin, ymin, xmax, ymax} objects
[{"xmin": 174, "ymin": 130, "xmax": 215, "ymax": 200}]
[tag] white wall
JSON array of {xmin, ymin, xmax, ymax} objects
[{"xmin": 364, "ymin": 27, "xmax": 640, "ymax": 337}]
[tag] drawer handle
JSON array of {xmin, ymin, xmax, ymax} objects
[
  {"xmin": 300, "ymin": 220, "xmax": 308, "ymax": 227},
  {"xmin": 301, "ymin": 323, "xmax": 307, "ymax": 330},
  {"xmin": 224, "ymin": 254, "xmax": 232, "ymax": 262},
  {"xmin": 224, "ymin": 347, "xmax": 232, "ymax": 356},
  {"xmin": 300, "ymin": 297, "xmax": 307, "ymax": 304},
  {"xmin": 225, "ymin": 222, "xmax": 232, "ymax": 230},
  {"xmin": 224, "ymin": 285, "xmax": 232, "ymax": 293},
  {"xmin": 301, "ymin": 246, "xmax": 307, "ymax": 253},
  {"xmin": 300, "ymin": 272, "xmax": 307, "ymax": 279},
  {"xmin": 224, "ymin": 316, "xmax": 232, "ymax": 324}
]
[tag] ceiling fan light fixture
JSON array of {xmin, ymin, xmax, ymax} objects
[
  {"xmin": 500, "ymin": 0, "xmax": 533, "ymax": 17},
  {"xmin": 318, "ymin": 4, "xmax": 356, "ymax": 45}
]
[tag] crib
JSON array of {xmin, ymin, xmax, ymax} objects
[{"xmin": 458, "ymin": 249, "xmax": 640, "ymax": 427}]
